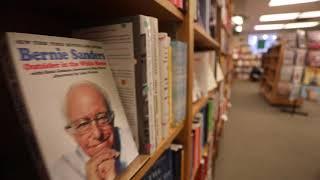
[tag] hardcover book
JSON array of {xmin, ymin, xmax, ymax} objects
[
  {"xmin": 74, "ymin": 15, "xmax": 157, "ymax": 154},
  {"xmin": 0, "ymin": 32, "xmax": 138, "ymax": 180},
  {"xmin": 171, "ymin": 41, "xmax": 187, "ymax": 125}
]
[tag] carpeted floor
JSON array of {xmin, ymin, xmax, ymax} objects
[{"xmin": 214, "ymin": 80, "xmax": 320, "ymax": 180}]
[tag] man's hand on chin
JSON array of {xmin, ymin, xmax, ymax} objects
[{"xmin": 86, "ymin": 149, "xmax": 120, "ymax": 180}]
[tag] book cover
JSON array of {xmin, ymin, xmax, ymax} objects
[
  {"xmin": 171, "ymin": 41, "xmax": 187, "ymax": 125},
  {"xmin": 295, "ymin": 48, "xmax": 306, "ymax": 66},
  {"xmin": 73, "ymin": 15, "xmax": 156, "ymax": 154},
  {"xmin": 303, "ymin": 67, "xmax": 320, "ymax": 86},
  {"xmin": 306, "ymin": 50, "xmax": 320, "ymax": 67},
  {"xmin": 280, "ymin": 65, "xmax": 293, "ymax": 82},
  {"xmin": 1, "ymin": 32, "xmax": 138, "ymax": 180},
  {"xmin": 301, "ymin": 85, "xmax": 320, "ymax": 103},
  {"xmin": 307, "ymin": 31, "xmax": 320, "ymax": 49},
  {"xmin": 283, "ymin": 48, "xmax": 295, "ymax": 65},
  {"xmin": 292, "ymin": 66, "xmax": 304, "ymax": 84},
  {"xmin": 142, "ymin": 149, "xmax": 173, "ymax": 180},
  {"xmin": 170, "ymin": 144, "xmax": 183, "ymax": 180}
]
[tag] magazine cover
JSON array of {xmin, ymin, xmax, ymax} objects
[
  {"xmin": 301, "ymin": 85, "xmax": 320, "ymax": 103},
  {"xmin": 2, "ymin": 32, "xmax": 138, "ymax": 180},
  {"xmin": 303, "ymin": 67, "xmax": 320, "ymax": 86}
]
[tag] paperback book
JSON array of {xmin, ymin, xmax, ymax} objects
[{"xmin": 0, "ymin": 32, "xmax": 138, "ymax": 180}]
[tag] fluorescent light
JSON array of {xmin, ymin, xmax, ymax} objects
[
  {"xmin": 272, "ymin": 35, "xmax": 277, "ymax": 40},
  {"xmin": 260, "ymin": 13, "xmax": 299, "ymax": 22},
  {"xmin": 269, "ymin": 0, "xmax": 320, "ymax": 6},
  {"xmin": 254, "ymin": 24, "xmax": 284, "ymax": 30},
  {"xmin": 235, "ymin": 25, "xmax": 243, "ymax": 32},
  {"xmin": 262, "ymin": 34, "xmax": 269, "ymax": 40},
  {"xmin": 299, "ymin": 11, "xmax": 320, "ymax": 19},
  {"xmin": 232, "ymin": 16, "xmax": 244, "ymax": 25},
  {"xmin": 284, "ymin": 21, "xmax": 319, "ymax": 29}
]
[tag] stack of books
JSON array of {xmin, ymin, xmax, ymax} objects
[{"xmin": 190, "ymin": 98, "xmax": 217, "ymax": 179}]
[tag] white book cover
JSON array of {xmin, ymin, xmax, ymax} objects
[
  {"xmin": 216, "ymin": 61, "xmax": 224, "ymax": 82},
  {"xmin": 3, "ymin": 32, "xmax": 138, "ymax": 180}
]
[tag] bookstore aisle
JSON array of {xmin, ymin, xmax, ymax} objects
[{"xmin": 214, "ymin": 80, "xmax": 320, "ymax": 180}]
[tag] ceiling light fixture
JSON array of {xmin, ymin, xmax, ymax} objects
[
  {"xmin": 284, "ymin": 21, "xmax": 319, "ymax": 29},
  {"xmin": 299, "ymin": 10, "xmax": 320, "ymax": 19},
  {"xmin": 254, "ymin": 24, "xmax": 284, "ymax": 31},
  {"xmin": 260, "ymin": 13, "xmax": 299, "ymax": 22},
  {"xmin": 235, "ymin": 25, "xmax": 243, "ymax": 32},
  {"xmin": 232, "ymin": 16, "xmax": 244, "ymax": 25},
  {"xmin": 269, "ymin": 0, "xmax": 320, "ymax": 6}
]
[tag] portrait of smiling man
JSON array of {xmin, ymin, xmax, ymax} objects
[{"xmin": 51, "ymin": 81, "xmax": 136, "ymax": 180}]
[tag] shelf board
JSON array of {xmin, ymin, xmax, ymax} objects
[
  {"xmin": 222, "ymin": 23, "xmax": 232, "ymax": 37},
  {"xmin": 122, "ymin": 122, "xmax": 184, "ymax": 179},
  {"xmin": 14, "ymin": 0, "xmax": 184, "ymax": 24},
  {"xmin": 192, "ymin": 89, "xmax": 216, "ymax": 116},
  {"xmin": 194, "ymin": 23, "xmax": 220, "ymax": 50}
]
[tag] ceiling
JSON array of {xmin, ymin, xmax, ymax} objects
[{"xmin": 233, "ymin": 0, "xmax": 320, "ymax": 34}]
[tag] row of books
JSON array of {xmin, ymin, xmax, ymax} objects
[
  {"xmin": 302, "ymin": 30, "xmax": 320, "ymax": 103},
  {"xmin": 143, "ymin": 144, "xmax": 184, "ymax": 180},
  {"xmin": 282, "ymin": 48, "xmax": 320, "ymax": 67},
  {"xmin": 281, "ymin": 30, "xmax": 320, "ymax": 49},
  {"xmin": 192, "ymin": 98, "xmax": 217, "ymax": 179},
  {"xmin": 0, "ymin": 14, "xmax": 187, "ymax": 180},
  {"xmin": 195, "ymin": 0, "xmax": 217, "ymax": 38},
  {"xmin": 74, "ymin": 15, "xmax": 187, "ymax": 154}
]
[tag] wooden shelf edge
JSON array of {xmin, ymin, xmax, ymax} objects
[
  {"xmin": 154, "ymin": 0, "xmax": 184, "ymax": 21},
  {"xmin": 129, "ymin": 122, "xmax": 185, "ymax": 179},
  {"xmin": 194, "ymin": 23, "xmax": 220, "ymax": 50},
  {"xmin": 192, "ymin": 89, "xmax": 217, "ymax": 116},
  {"xmin": 222, "ymin": 23, "xmax": 232, "ymax": 37}
]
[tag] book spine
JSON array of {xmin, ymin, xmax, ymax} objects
[
  {"xmin": 171, "ymin": 41, "xmax": 187, "ymax": 124},
  {"xmin": 168, "ymin": 45, "xmax": 174, "ymax": 128},
  {"xmin": 141, "ymin": 16, "xmax": 156, "ymax": 153},
  {"xmin": 149, "ymin": 17, "xmax": 162, "ymax": 146},
  {"xmin": 159, "ymin": 33, "xmax": 171, "ymax": 139}
]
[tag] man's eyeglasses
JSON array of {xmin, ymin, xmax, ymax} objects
[{"xmin": 65, "ymin": 111, "xmax": 114, "ymax": 134}]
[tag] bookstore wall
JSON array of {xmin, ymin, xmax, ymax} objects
[{"xmin": 0, "ymin": 0, "xmax": 233, "ymax": 180}]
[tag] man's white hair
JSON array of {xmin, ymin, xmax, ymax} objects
[{"xmin": 63, "ymin": 80, "xmax": 112, "ymax": 122}]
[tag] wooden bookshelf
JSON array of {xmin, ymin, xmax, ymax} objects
[
  {"xmin": 0, "ymin": 0, "xmax": 233, "ymax": 180},
  {"xmin": 260, "ymin": 43, "xmax": 303, "ymax": 106},
  {"xmin": 194, "ymin": 23, "xmax": 220, "ymax": 50},
  {"xmin": 130, "ymin": 122, "xmax": 185, "ymax": 179},
  {"xmin": 192, "ymin": 89, "xmax": 217, "ymax": 116}
]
